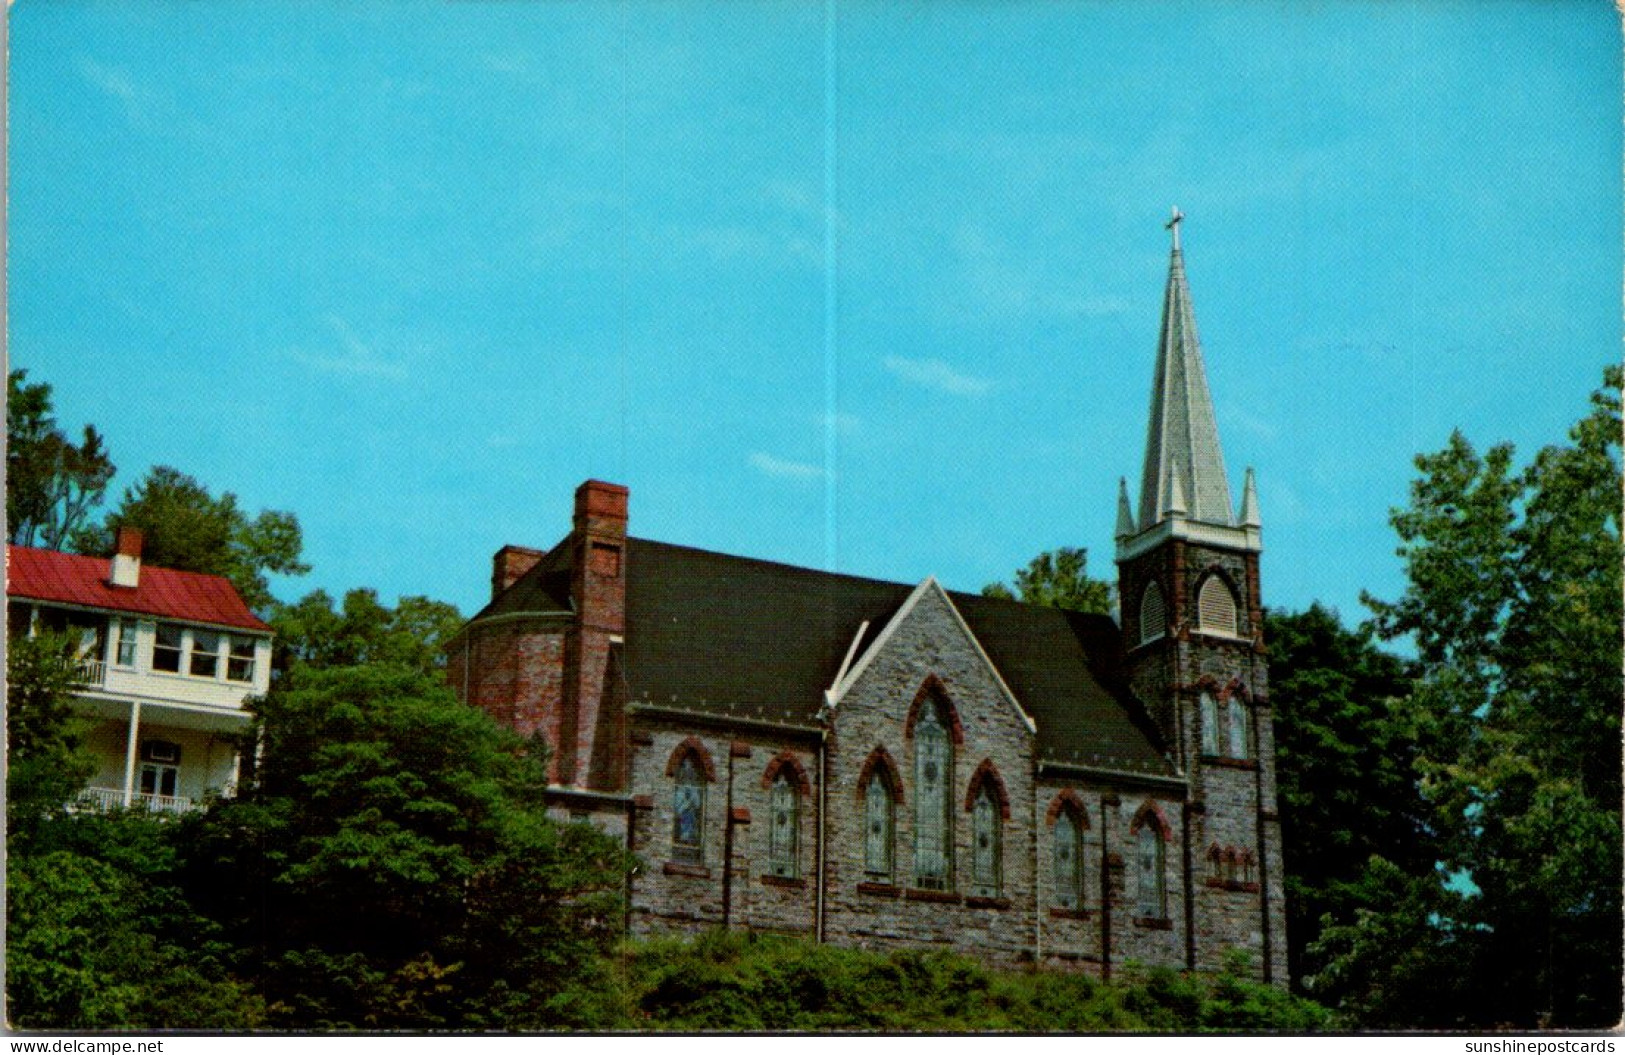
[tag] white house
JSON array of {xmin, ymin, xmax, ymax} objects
[{"xmin": 7, "ymin": 527, "xmax": 272, "ymax": 813}]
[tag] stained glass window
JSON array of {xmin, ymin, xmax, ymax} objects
[
  {"xmin": 768, "ymin": 772, "xmax": 798, "ymax": 877},
  {"xmin": 913, "ymin": 703, "xmax": 951, "ymax": 890},
  {"xmin": 1201, "ymin": 692, "xmax": 1220, "ymax": 756},
  {"xmin": 864, "ymin": 770, "xmax": 893, "ymax": 881},
  {"xmin": 971, "ymin": 784, "xmax": 1000, "ymax": 898},
  {"xmin": 672, "ymin": 754, "xmax": 704, "ymax": 864},
  {"xmin": 1054, "ymin": 810, "xmax": 1082, "ymax": 909},
  {"xmin": 1136, "ymin": 823, "xmax": 1167, "ymax": 917},
  {"xmin": 1228, "ymin": 696, "xmax": 1250, "ymax": 758}
]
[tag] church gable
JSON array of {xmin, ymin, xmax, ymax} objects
[{"xmin": 829, "ymin": 577, "xmax": 1035, "ymax": 737}]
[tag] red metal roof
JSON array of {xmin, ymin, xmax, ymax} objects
[{"xmin": 6, "ymin": 546, "xmax": 271, "ymax": 633}]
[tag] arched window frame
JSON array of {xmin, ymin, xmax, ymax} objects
[
  {"xmin": 761, "ymin": 752, "xmax": 811, "ymax": 879},
  {"xmin": 965, "ymin": 760, "xmax": 1008, "ymax": 899},
  {"xmin": 1139, "ymin": 581, "xmax": 1167, "ymax": 644},
  {"xmin": 1200, "ymin": 691, "xmax": 1220, "ymax": 756},
  {"xmin": 1131, "ymin": 801, "xmax": 1171, "ymax": 919},
  {"xmin": 768, "ymin": 772, "xmax": 799, "ymax": 877},
  {"xmin": 1050, "ymin": 797, "xmax": 1088, "ymax": 911},
  {"xmin": 667, "ymin": 739, "xmax": 715, "ymax": 865},
  {"xmin": 1195, "ymin": 573, "xmax": 1239, "ymax": 637},
  {"xmin": 910, "ymin": 694, "xmax": 955, "ymax": 891},
  {"xmin": 862, "ymin": 767, "xmax": 895, "ymax": 881},
  {"xmin": 1227, "ymin": 694, "xmax": 1251, "ymax": 759}
]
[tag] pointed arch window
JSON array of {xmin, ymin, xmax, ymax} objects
[
  {"xmin": 1200, "ymin": 691, "xmax": 1220, "ymax": 756},
  {"xmin": 863, "ymin": 768, "xmax": 895, "ymax": 881},
  {"xmin": 672, "ymin": 754, "xmax": 706, "ymax": 864},
  {"xmin": 768, "ymin": 771, "xmax": 799, "ymax": 877},
  {"xmin": 971, "ymin": 784, "xmax": 1001, "ymax": 898},
  {"xmin": 913, "ymin": 701, "xmax": 952, "ymax": 891},
  {"xmin": 1196, "ymin": 575, "xmax": 1238, "ymax": 636},
  {"xmin": 1227, "ymin": 695, "xmax": 1251, "ymax": 759},
  {"xmin": 1139, "ymin": 582, "xmax": 1167, "ymax": 644},
  {"xmin": 1053, "ymin": 809, "xmax": 1084, "ymax": 910},
  {"xmin": 1136, "ymin": 823, "xmax": 1168, "ymax": 918}
]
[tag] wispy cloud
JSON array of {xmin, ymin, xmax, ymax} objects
[
  {"xmin": 944, "ymin": 226, "xmax": 1131, "ymax": 324},
  {"xmin": 75, "ymin": 56, "xmax": 144, "ymax": 127},
  {"xmin": 288, "ymin": 316, "xmax": 408, "ymax": 380},
  {"xmin": 883, "ymin": 356, "xmax": 991, "ymax": 397},
  {"xmin": 749, "ymin": 452, "xmax": 825, "ymax": 480},
  {"xmin": 1222, "ymin": 406, "xmax": 1279, "ymax": 442}
]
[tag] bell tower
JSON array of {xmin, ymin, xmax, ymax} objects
[{"xmin": 1114, "ymin": 210, "xmax": 1285, "ymax": 982}]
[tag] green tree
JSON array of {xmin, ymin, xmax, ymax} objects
[
  {"xmin": 78, "ymin": 465, "xmax": 309, "ymax": 611},
  {"xmin": 270, "ymin": 587, "xmax": 463, "ymax": 676},
  {"xmin": 1263, "ymin": 604, "xmax": 1427, "ymax": 993},
  {"xmin": 6, "ymin": 633, "xmax": 96, "ymax": 845},
  {"xmin": 1334, "ymin": 365, "xmax": 1623, "ymax": 1028},
  {"xmin": 7, "ymin": 369, "xmax": 116, "ymax": 550},
  {"xmin": 5, "ymin": 634, "xmax": 262, "ymax": 1030},
  {"xmin": 184, "ymin": 663, "xmax": 632, "ymax": 1029},
  {"xmin": 981, "ymin": 546, "xmax": 1113, "ymax": 614}
]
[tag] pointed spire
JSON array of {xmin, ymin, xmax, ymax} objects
[
  {"xmin": 1239, "ymin": 467, "xmax": 1262, "ymax": 528},
  {"xmin": 1115, "ymin": 477, "xmax": 1137, "ymax": 539},
  {"xmin": 1135, "ymin": 211, "xmax": 1236, "ymax": 529}
]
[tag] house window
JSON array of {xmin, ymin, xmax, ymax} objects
[
  {"xmin": 1200, "ymin": 692, "xmax": 1220, "ymax": 756},
  {"xmin": 1228, "ymin": 696, "xmax": 1251, "ymax": 759},
  {"xmin": 139, "ymin": 740, "xmax": 181, "ymax": 800},
  {"xmin": 1136, "ymin": 823, "xmax": 1167, "ymax": 918},
  {"xmin": 227, "ymin": 635, "xmax": 257, "ymax": 683},
  {"xmin": 1196, "ymin": 576, "xmax": 1238, "ymax": 636},
  {"xmin": 768, "ymin": 771, "xmax": 798, "ymax": 878},
  {"xmin": 863, "ymin": 770, "xmax": 894, "ymax": 881},
  {"xmin": 1053, "ymin": 810, "xmax": 1083, "ymax": 910},
  {"xmin": 189, "ymin": 631, "xmax": 221, "ymax": 677},
  {"xmin": 672, "ymin": 753, "xmax": 705, "ymax": 864},
  {"xmin": 971, "ymin": 784, "xmax": 1001, "ymax": 898},
  {"xmin": 113, "ymin": 618, "xmax": 139, "ymax": 667},
  {"xmin": 153, "ymin": 623, "xmax": 184, "ymax": 673},
  {"xmin": 913, "ymin": 702, "xmax": 952, "ymax": 890},
  {"xmin": 1139, "ymin": 582, "xmax": 1166, "ymax": 643}
]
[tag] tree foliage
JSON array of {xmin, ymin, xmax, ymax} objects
[
  {"xmin": 269, "ymin": 587, "xmax": 463, "ymax": 676},
  {"xmin": 7, "ymin": 369, "xmax": 116, "ymax": 550},
  {"xmin": 1264, "ymin": 604, "xmax": 1427, "ymax": 994},
  {"xmin": 1322, "ymin": 365, "xmax": 1623, "ymax": 1028},
  {"xmin": 78, "ymin": 465, "xmax": 309, "ymax": 612},
  {"xmin": 5, "ymin": 636, "xmax": 262, "ymax": 1029},
  {"xmin": 6, "ymin": 633, "xmax": 96, "ymax": 846},
  {"xmin": 981, "ymin": 546, "xmax": 1114, "ymax": 614},
  {"xmin": 184, "ymin": 663, "xmax": 633, "ymax": 1029}
]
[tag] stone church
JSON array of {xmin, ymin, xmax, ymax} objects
[{"xmin": 445, "ymin": 225, "xmax": 1287, "ymax": 983}]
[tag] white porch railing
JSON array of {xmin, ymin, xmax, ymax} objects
[
  {"xmin": 72, "ymin": 658, "xmax": 107, "ymax": 686},
  {"xmin": 76, "ymin": 786, "xmax": 197, "ymax": 815}
]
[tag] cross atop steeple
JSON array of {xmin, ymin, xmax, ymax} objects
[{"xmin": 1133, "ymin": 219, "xmax": 1238, "ymax": 530}]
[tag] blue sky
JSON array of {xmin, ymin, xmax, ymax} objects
[{"xmin": 10, "ymin": 1, "xmax": 1620, "ymax": 628}]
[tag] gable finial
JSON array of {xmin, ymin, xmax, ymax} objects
[{"xmin": 1165, "ymin": 206, "xmax": 1184, "ymax": 251}]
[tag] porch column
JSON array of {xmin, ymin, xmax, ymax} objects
[{"xmin": 121, "ymin": 699, "xmax": 142, "ymax": 808}]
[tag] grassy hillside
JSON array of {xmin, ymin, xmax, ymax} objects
[{"xmin": 567, "ymin": 930, "xmax": 1331, "ymax": 1032}]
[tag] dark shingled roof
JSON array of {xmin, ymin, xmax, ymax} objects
[
  {"xmin": 473, "ymin": 536, "xmax": 1174, "ymax": 775},
  {"xmin": 469, "ymin": 540, "xmax": 574, "ymax": 621}
]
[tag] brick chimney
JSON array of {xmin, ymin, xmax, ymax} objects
[
  {"xmin": 559, "ymin": 480, "xmax": 629, "ymax": 787},
  {"xmin": 110, "ymin": 527, "xmax": 144, "ymax": 588},
  {"xmin": 491, "ymin": 545, "xmax": 545, "ymax": 600}
]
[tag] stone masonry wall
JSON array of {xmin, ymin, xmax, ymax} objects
[
  {"xmin": 626, "ymin": 721, "xmax": 819, "ymax": 940},
  {"xmin": 822, "ymin": 585, "xmax": 1037, "ymax": 970}
]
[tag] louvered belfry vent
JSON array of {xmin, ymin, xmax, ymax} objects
[
  {"xmin": 1196, "ymin": 576, "xmax": 1237, "ymax": 635},
  {"xmin": 1139, "ymin": 582, "xmax": 1167, "ymax": 643}
]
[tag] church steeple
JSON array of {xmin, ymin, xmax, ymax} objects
[{"xmin": 1135, "ymin": 209, "xmax": 1236, "ymax": 531}]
